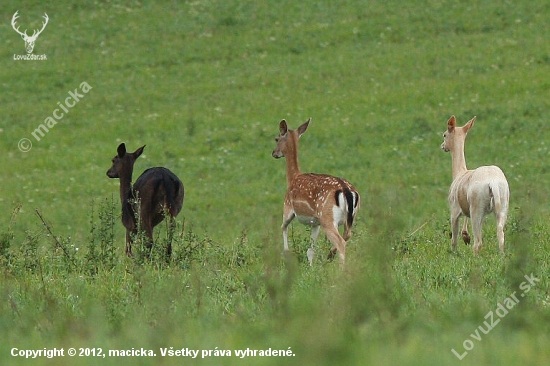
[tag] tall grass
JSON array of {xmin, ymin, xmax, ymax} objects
[{"xmin": 1, "ymin": 194, "xmax": 549, "ymax": 365}]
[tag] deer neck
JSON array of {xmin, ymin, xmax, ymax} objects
[
  {"xmin": 451, "ymin": 140, "xmax": 468, "ymax": 179},
  {"xmin": 118, "ymin": 173, "xmax": 134, "ymax": 205},
  {"xmin": 284, "ymin": 142, "xmax": 302, "ymax": 187},
  {"xmin": 118, "ymin": 173, "xmax": 137, "ymax": 228}
]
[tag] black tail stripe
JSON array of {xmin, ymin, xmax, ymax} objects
[
  {"xmin": 334, "ymin": 190, "xmax": 343, "ymax": 207},
  {"xmin": 343, "ymin": 189, "xmax": 355, "ymax": 227},
  {"xmin": 334, "ymin": 188, "xmax": 356, "ymax": 227}
]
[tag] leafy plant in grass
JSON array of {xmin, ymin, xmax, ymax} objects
[
  {"xmin": 36, "ymin": 209, "xmax": 78, "ymax": 274},
  {"xmin": 86, "ymin": 198, "xmax": 117, "ymax": 275},
  {"xmin": 18, "ymin": 230, "xmax": 41, "ymax": 274},
  {"xmin": 173, "ymin": 227, "xmax": 208, "ymax": 269},
  {"xmin": 0, "ymin": 205, "xmax": 20, "ymax": 266}
]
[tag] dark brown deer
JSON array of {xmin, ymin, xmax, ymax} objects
[{"xmin": 106, "ymin": 143, "xmax": 184, "ymax": 258}]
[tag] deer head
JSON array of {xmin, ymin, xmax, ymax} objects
[
  {"xmin": 11, "ymin": 11, "xmax": 49, "ymax": 54},
  {"xmin": 440, "ymin": 115, "xmax": 476, "ymax": 152},
  {"xmin": 272, "ymin": 118, "xmax": 310, "ymax": 159},
  {"xmin": 106, "ymin": 143, "xmax": 145, "ymax": 180}
]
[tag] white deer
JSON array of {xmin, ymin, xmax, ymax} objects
[
  {"xmin": 272, "ymin": 119, "xmax": 360, "ymax": 265},
  {"xmin": 441, "ymin": 115, "xmax": 509, "ymax": 254},
  {"xmin": 11, "ymin": 11, "xmax": 49, "ymax": 54}
]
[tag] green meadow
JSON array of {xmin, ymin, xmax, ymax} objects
[{"xmin": 1, "ymin": 0, "xmax": 550, "ymax": 365}]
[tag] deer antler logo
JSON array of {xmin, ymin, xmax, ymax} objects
[{"xmin": 11, "ymin": 11, "xmax": 49, "ymax": 54}]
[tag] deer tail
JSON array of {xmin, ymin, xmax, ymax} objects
[
  {"xmin": 335, "ymin": 188, "xmax": 359, "ymax": 228},
  {"xmin": 347, "ymin": 189, "xmax": 359, "ymax": 227},
  {"xmin": 489, "ymin": 180, "xmax": 508, "ymax": 217},
  {"xmin": 164, "ymin": 174, "xmax": 184, "ymax": 217}
]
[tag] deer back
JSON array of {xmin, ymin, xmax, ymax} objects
[
  {"xmin": 133, "ymin": 167, "xmax": 184, "ymax": 222},
  {"xmin": 287, "ymin": 173, "xmax": 359, "ymax": 224}
]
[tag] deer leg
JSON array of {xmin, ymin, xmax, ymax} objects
[
  {"xmin": 461, "ymin": 217, "xmax": 471, "ymax": 244},
  {"xmin": 324, "ymin": 224, "xmax": 346, "ymax": 264},
  {"xmin": 307, "ymin": 225, "xmax": 321, "ymax": 266},
  {"xmin": 125, "ymin": 230, "xmax": 134, "ymax": 257},
  {"xmin": 343, "ymin": 221, "xmax": 352, "ymax": 241},
  {"xmin": 470, "ymin": 210, "xmax": 484, "ymax": 255},
  {"xmin": 141, "ymin": 221, "xmax": 154, "ymax": 253},
  {"xmin": 496, "ymin": 211, "xmax": 507, "ymax": 254},
  {"xmin": 166, "ymin": 216, "xmax": 175, "ymax": 259},
  {"xmin": 281, "ymin": 210, "xmax": 295, "ymax": 252},
  {"xmin": 450, "ymin": 208, "xmax": 461, "ymax": 251}
]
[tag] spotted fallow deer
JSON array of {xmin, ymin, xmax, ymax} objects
[
  {"xmin": 107, "ymin": 143, "xmax": 184, "ymax": 258},
  {"xmin": 272, "ymin": 119, "xmax": 360, "ymax": 265},
  {"xmin": 441, "ymin": 115, "xmax": 509, "ymax": 254}
]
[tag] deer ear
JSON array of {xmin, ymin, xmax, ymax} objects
[
  {"xmin": 117, "ymin": 143, "xmax": 126, "ymax": 157},
  {"xmin": 279, "ymin": 120, "xmax": 288, "ymax": 135},
  {"xmin": 447, "ymin": 115, "xmax": 456, "ymax": 132},
  {"xmin": 297, "ymin": 118, "xmax": 311, "ymax": 137},
  {"xmin": 134, "ymin": 145, "xmax": 146, "ymax": 158},
  {"xmin": 463, "ymin": 116, "xmax": 476, "ymax": 133}
]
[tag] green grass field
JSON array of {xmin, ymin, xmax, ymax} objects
[{"xmin": 1, "ymin": 0, "xmax": 550, "ymax": 365}]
